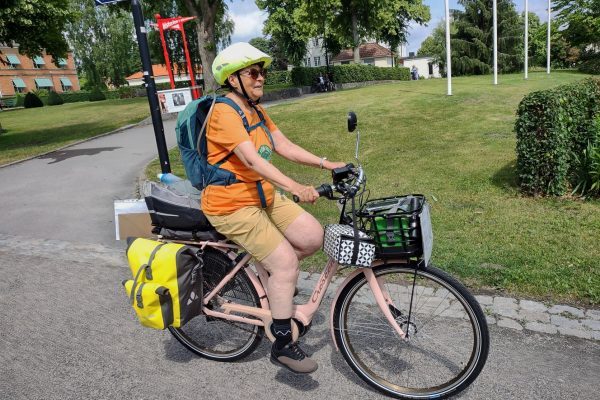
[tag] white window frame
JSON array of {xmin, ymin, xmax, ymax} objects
[{"xmin": 314, "ymin": 56, "xmax": 321, "ymax": 67}]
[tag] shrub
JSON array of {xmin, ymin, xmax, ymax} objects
[
  {"xmin": 578, "ymin": 53, "xmax": 600, "ymax": 75},
  {"xmin": 570, "ymin": 142, "xmax": 600, "ymax": 197},
  {"xmin": 15, "ymin": 93, "xmax": 25, "ymax": 107},
  {"xmin": 61, "ymin": 91, "xmax": 90, "ymax": 103},
  {"xmin": 24, "ymin": 92, "xmax": 44, "ymax": 108},
  {"xmin": 118, "ymin": 86, "xmax": 136, "ymax": 99},
  {"xmin": 47, "ymin": 90, "xmax": 64, "ymax": 106},
  {"xmin": 266, "ymin": 70, "xmax": 290, "ymax": 85},
  {"xmin": 515, "ymin": 78, "xmax": 600, "ymax": 196},
  {"xmin": 291, "ymin": 64, "xmax": 410, "ymax": 86},
  {"xmin": 88, "ymin": 87, "xmax": 107, "ymax": 102}
]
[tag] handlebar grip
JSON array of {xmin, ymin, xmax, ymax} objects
[
  {"xmin": 292, "ymin": 184, "xmax": 333, "ymax": 203},
  {"xmin": 316, "ymin": 184, "xmax": 333, "ymax": 198}
]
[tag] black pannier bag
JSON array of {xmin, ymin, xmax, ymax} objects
[{"xmin": 143, "ymin": 180, "xmax": 213, "ymax": 232}]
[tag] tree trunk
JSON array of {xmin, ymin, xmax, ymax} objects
[
  {"xmin": 352, "ymin": 12, "xmax": 360, "ymax": 64},
  {"xmin": 184, "ymin": 0, "xmax": 219, "ymax": 92}
]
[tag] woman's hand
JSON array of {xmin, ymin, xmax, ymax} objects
[
  {"xmin": 290, "ymin": 182, "xmax": 319, "ymax": 204},
  {"xmin": 324, "ymin": 160, "xmax": 347, "ymax": 170}
]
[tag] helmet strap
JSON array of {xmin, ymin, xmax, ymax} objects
[{"xmin": 235, "ymin": 72, "xmax": 261, "ymax": 107}]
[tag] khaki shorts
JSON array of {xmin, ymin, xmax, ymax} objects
[{"xmin": 205, "ymin": 193, "xmax": 305, "ymax": 262}]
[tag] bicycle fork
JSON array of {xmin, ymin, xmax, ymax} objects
[{"xmin": 329, "ymin": 267, "xmax": 407, "ymax": 351}]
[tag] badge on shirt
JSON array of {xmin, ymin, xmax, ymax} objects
[{"xmin": 258, "ymin": 145, "xmax": 272, "ymax": 161}]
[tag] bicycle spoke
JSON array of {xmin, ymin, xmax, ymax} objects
[{"xmin": 334, "ymin": 265, "xmax": 489, "ymax": 399}]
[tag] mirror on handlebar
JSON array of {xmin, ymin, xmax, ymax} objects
[{"xmin": 347, "ymin": 111, "xmax": 357, "ymax": 132}]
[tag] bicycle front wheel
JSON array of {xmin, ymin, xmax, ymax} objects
[
  {"xmin": 169, "ymin": 248, "xmax": 263, "ymax": 361},
  {"xmin": 333, "ymin": 264, "xmax": 489, "ymax": 399}
]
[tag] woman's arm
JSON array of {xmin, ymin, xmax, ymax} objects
[
  {"xmin": 271, "ymin": 130, "xmax": 345, "ymax": 170},
  {"xmin": 233, "ymin": 141, "xmax": 319, "ymax": 203}
]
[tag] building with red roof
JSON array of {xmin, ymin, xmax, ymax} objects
[{"xmin": 331, "ymin": 43, "xmax": 395, "ymax": 67}]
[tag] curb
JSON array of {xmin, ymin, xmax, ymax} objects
[{"xmin": 295, "ymin": 270, "xmax": 600, "ymax": 341}]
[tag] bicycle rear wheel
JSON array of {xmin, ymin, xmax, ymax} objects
[
  {"xmin": 169, "ymin": 248, "xmax": 263, "ymax": 361},
  {"xmin": 333, "ymin": 264, "xmax": 489, "ymax": 399}
]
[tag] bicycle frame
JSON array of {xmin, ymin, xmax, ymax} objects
[{"xmin": 178, "ymin": 238, "xmax": 410, "ymax": 346}]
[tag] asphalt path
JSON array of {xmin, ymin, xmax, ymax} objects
[{"xmin": 0, "ymin": 111, "xmax": 599, "ymax": 399}]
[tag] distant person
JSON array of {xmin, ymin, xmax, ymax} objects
[
  {"xmin": 411, "ymin": 65, "xmax": 419, "ymax": 80},
  {"xmin": 318, "ymin": 74, "xmax": 326, "ymax": 92}
]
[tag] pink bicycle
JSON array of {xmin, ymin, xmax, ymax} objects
[{"xmin": 149, "ymin": 113, "xmax": 489, "ymax": 399}]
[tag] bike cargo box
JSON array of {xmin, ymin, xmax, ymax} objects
[
  {"xmin": 143, "ymin": 180, "xmax": 212, "ymax": 231},
  {"xmin": 357, "ymin": 195, "xmax": 431, "ymax": 260},
  {"xmin": 123, "ymin": 238, "xmax": 203, "ymax": 329},
  {"xmin": 323, "ymin": 224, "xmax": 376, "ymax": 267}
]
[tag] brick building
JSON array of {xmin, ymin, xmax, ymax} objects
[{"xmin": 0, "ymin": 45, "xmax": 80, "ymax": 97}]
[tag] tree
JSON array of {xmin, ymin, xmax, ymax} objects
[
  {"xmin": 417, "ymin": 21, "xmax": 450, "ymax": 61},
  {"xmin": 256, "ymin": 0, "xmax": 309, "ymax": 66},
  {"xmin": 527, "ymin": 14, "xmax": 577, "ymax": 68},
  {"xmin": 554, "ymin": 0, "xmax": 600, "ymax": 49},
  {"xmin": 258, "ymin": 0, "xmax": 430, "ymax": 66},
  {"xmin": 249, "ymin": 37, "xmax": 289, "ymax": 70},
  {"xmin": 66, "ymin": 1, "xmax": 140, "ymax": 88},
  {"xmin": 0, "ymin": 0, "xmax": 74, "ymax": 59},
  {"xmin": 450, "ymin": 0, "xmax": 522, "ymax": 75}
]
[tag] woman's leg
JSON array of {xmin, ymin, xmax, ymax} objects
[{"xmin": 283, "ymin": 212, "xmax": 323, "ymax": 260}]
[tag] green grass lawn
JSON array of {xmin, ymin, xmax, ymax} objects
[
  {"xmin": 0, "ymin": 98, "xmax": 149, "ymax": 165},
  {"xmin": 148, "ymin": 71, "xmax": 599, "ymax": 305}
]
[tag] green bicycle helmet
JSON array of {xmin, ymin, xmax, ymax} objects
[{"xmin": 212, "ymin": 42, "xmax": 272, "ymax": 85}]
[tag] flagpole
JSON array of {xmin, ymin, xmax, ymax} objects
[
  {"xmin": 525, "ymin": 0, "xmax": 528, "ymax": 79},
  {"xmin": 445, "ymin": 0, "xmax": 452, "ymax": 96},
  {"xmin": 493, "ymin": 0, "xmax": 498, "ymax": 85},
  {"xmin": 547, "ymin": 0, "xmax": 551, "ymax": 74}
]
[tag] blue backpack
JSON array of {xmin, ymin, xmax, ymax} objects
[{"xmin": 175, "ymin": 95, "xmax": 273, "ymax": 196}]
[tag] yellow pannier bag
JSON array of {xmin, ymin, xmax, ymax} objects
[
  {"xmin": 123, "ymin": 237, "xmax": 203, "ymax": 329},
  {"xmin": 123, "ymin": 280, "xmax": 173, "ymax": 329}
]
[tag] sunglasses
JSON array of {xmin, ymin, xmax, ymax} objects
[{"xmin": 240, "ymin": 68, "xmax": 267, "ymax": 80}]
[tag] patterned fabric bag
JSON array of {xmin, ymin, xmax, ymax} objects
[{"xmin": 323, "ymin": 224, "xmax": 376, "ymax": 267}]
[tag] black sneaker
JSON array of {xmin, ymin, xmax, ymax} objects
[{"xmin": 270, "ymin": 342, "xmax": 318, "ymax": 374}]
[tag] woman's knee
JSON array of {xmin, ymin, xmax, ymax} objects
[
  {"xmin": 298, "ymin": 224, "xmax": 324, "ymax": 257},
  {"xmin": 261, "ymin": 240, "xmax": 299, "ymax": 279}
]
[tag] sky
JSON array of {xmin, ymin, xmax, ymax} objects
[{"xmin": 227, "ymin": 0, "xmax": 551, "ymax": 54}]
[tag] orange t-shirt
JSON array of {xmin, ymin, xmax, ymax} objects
[{"xmin": 201, "ymin": 101, "xmax": 278, "ymax": 215}]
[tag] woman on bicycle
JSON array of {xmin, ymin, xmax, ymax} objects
[{"xmin": 204, "ymin": 42, "xmax": 345, "ymax": 374}]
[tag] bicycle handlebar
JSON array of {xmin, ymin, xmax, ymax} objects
[{"xmin": 292, "ymin": 164, "xmax": 362, "ymax": 203}]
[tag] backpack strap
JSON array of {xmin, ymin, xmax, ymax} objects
[{"xmin": 211, "ymin": 98, "xmax": 275, "ymax": 208}]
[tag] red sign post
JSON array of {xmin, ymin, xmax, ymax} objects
[{"xmin": 155, "ymin": 14, "xmax": 201, "ymax": 99}]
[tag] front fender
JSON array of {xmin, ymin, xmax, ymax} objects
[{"xmin": 329, "ymin": 269, "xmax": 365, "ymax": 351}]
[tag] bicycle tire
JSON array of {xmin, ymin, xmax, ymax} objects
[
  {"xmin": 333, "ymin": 264, "xmax": 489, "ymax": 399},
  {"xmin": 169, "ymin": 248, "xmax": 263, "ymax": 361}
]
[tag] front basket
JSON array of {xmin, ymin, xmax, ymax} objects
[{"xmin": 357, "ymin": 195, "xmax": 429, "ymax": 260}]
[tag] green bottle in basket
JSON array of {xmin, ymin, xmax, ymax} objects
[{"xmin": 374, "ymin": 215, "xmax": 410, "ymax": 249}]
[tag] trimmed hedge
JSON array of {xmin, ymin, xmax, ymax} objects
[
  {"xmin": 47, "ymin": 90, "xmax": 64, "ymax": 106},
  {"xmin": 291, "ymin": 64, "xmax": 410, "ymax": 86},
  {"xmin": 24, "ymin": 92, "xmax": 44, "ymax": 108},
  {"xmin": 89, "ymin": 87, "xmax": 107, "ymax": 102},
  {"xmin": 515, "ymin": 78, "xmax": 600, "ymax": 196},
  {"xmin": 266, "ymin": 70, "xmax": 291, "ymax": 85}
]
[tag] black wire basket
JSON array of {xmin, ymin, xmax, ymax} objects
[{"xmin": 356, "ymin": 195, "xmax": 427, "ymax": 259}]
